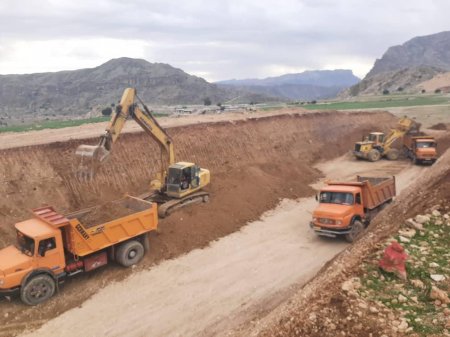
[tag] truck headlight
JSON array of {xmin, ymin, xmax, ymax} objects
[
  {"xmin": 313, "ymin": 217, "xmax": 317, "ymax": 222},
  {"xmin": 336, "ymin": 220, "xmax": 343, "ymax": 225},
  {"xmin": 0, "ymin": 279, "xmax": 4, "ymax": 286}
]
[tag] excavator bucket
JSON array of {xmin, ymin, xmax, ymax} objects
[{"xmin": 75, "ymin": 144, "xmax": 110, "ymax": 180}]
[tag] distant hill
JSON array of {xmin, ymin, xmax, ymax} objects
[
  {"xmin": 216, "ymin": 70, "xmax": 360, "ymax": 100},
  {"xmin": 344, "ymin": 66, "xmax": 443, "ymax": 96},
  {"xmin": 0, "ymin": 58, "xmax": 271, "ymax": 118},
  {"xmin": 367, "ymin": 31, "xmax": 450, "ymax": 77},
  {"xmin": 346, "ymin": 31, "xmax": 450, "ymax": 96}
]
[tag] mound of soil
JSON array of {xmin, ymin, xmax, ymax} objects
[
  {"xmin": 76, "ymin": 202, "xmax": 137, "ymax": 227},
  {"xmin": 430, "ymin": 122, "xmax": 448, "ymax": 130}
]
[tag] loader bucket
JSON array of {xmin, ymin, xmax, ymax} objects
[{"xmin": 75, "ymin": 144, "xmax": 110, "ymax": 180}]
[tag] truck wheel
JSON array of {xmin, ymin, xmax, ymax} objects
[
  {"xmin": 141, "ymin": 234, "xmax": 150, "ymax": 253},
  {"xmin": 116, "ymin": 240, "xmax": 144, "ymax": 267},
  {"xmin": 345, "ymin": 220, "xmax": 364, "ymax": 243},
  {"xmin": 21, "ymin": 274, "xmax": 56, "ymax": 306},
  {"xmin": 368, "ymin": 150, "xmax": 381, "ymax": 162},
  {"xmin": 386, "ymin": 149, "xmax": 400, "ymax": 160}
]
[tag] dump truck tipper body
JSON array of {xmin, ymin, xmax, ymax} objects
[
  {"xmin": 310, "ymin": 176, "xmax": 396, "ymax": 242},
  {"xmin": 403, "ymin": 135, "xmax": 437, "ymax": 164},
  {"xmin": 0, "ymin": 196, "xmax": 157, "ymax": 305}
]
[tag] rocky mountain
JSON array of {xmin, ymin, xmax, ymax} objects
[
  {"xmin": 367, "ymin": 31, "xmax": 450, "ymax": 77},
  {"xmin": 0, "ymin": 58, "xmax": 271, "ymax": 117},
  {"xmin": 216, "ymin": 70, "xmax": 360, "ymax": 100},
  {"xmin": 346, "ymin": 31, "xmax": 450, "ymax": 96},
  {"xmin": 345, "ymin": 66, "xmax": 443, "ymax": 96}
]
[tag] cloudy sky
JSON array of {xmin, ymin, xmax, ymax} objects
[{"xmin": 0, "ymin": 0, "xmax": 449, "ymax": 81}]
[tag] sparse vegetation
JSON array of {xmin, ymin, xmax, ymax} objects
[{"xmin": 0, "ymin": 117, "xmax": 110, "ymax": 133}]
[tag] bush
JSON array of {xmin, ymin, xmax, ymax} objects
[
  {"xmin": 421, "ymin": 89, "xmax": 426, "ymax": 93},
  {"xmin": 435, "ymin": 89, "xmax": 442, "ymax": 94},
  {"xmin": 101, "ymin": 107, "xmax": 113, "ymax": 116},
  {"xmin": 203, "ymin": 97, "xmax": 212, "ymax": 106},
  {"xmin": 382, "ymin": 89, "xmax": 390, "ymax": 95},
  {"xmin": 397, "ymin": 87, "xmax": 403, "ymax": 92}
]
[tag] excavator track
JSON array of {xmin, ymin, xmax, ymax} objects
[{"xmin": 139, "ymin": 191, "xmax": 209, "ymax": 218}]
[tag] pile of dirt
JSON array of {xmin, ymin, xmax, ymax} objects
[
  {"xmin": 0, "ymin": 110, "xmax": 396, "ymax": 336},
  {"xmin": 430, "ymin": 122, "xmax": 448, "ymax": 130},
  {"xmin": 75, "ymin": 202, "xmax": 137, "ymax": 227},
  {"xmin": 236, "ymin": 146, "xmax": 450, "ymax": 337}
]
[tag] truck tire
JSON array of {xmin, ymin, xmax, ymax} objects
[
  {"xmin": 20, "ymin": 274, "xmax": 56, "ymax": 306},
  {"xmin": 345, "ymin": 220, "xmax": 364, "ymax": 243},
  {"xmin": 141, "ymin": 234, "xmax": 150, "ymax": 253},
  {"xmin": 386, "ymin": 149, "xmax": 400, "ymax": 161},
  {"xmin": 116, "ymin": 240, "xmax": 144, "ymax": 267},
  {"xmin": 368, "ymin": 149, "xmax": 381, "ymax": 162}
]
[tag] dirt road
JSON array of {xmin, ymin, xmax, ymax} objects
[{"xmin": 20, "ymin": 156, "xmax": 422, "ymax": 337}]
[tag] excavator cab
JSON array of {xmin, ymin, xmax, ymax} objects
[{"xmin": 165, "ymin": 162, "xmax": 209, "ymax": 198}]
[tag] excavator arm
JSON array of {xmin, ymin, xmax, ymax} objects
[{"xmin": 76, "ymin": 88, "xmax": 175, "ymax": 181}]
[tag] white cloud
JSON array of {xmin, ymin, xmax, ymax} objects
[
  {"xmin": 0, "ymin": 38, "xmax": 150, "ymax": 74},
  {"xmin": 0, "ymin": 0, "xmax": 449, "ymax": 80}
]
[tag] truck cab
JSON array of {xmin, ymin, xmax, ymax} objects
[
  {"xmin": 412, "ymin": 138, "xmax": 437, "ymax": 164},
  {"xmin": 0, "ymin": 218, "xmax": 65, "ymax": 298},
  {"xmin": 311, "ymin": 185, "xmax": 364, "ymax": 242},
  {"xmin": 310, "ymin": 176, "xmax": 396, "ymax": 242}
]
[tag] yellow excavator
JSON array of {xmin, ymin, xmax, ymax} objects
[
  {"xmin": 75, "ymin": 88, "xmax": 210, "ymax": 217},
  {"xmin": 353, "ymin": 117, "xmax": 420, "ymax": 162}
]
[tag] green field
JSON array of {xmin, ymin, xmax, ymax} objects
[
  {"xmin": 0, "ymin": 116, "xmax": 110, "ymax": 133},
  {"xmin": 301, "ymin": 95, "xmax": 450, "ymax": 110}
]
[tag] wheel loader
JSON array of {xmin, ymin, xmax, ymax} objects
[
  {"xmin": 75, "ymin": 88, "xmax": 210, "ymax": 217},
  {"xmin": 353, "ymin": 117, "xmax": 420, "ymax": 162}
]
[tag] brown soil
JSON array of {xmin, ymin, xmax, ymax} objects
[
  {"xmin": 75, "ymin": 201, "xmax": 138, "ymax": 227},
  {"xmin": 0, "ymin": 110, "xmax": 397, "ymax": 336},
  {"xmin": 430, "ymin": 122, "xmax": 448, "ymax": 130}
]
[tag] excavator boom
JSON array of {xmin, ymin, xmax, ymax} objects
[{"xmin": 76, "ymin": 88, "xmax": 174, "ymax": 180}]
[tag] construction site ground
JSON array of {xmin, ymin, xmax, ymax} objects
[{"xmin": 0, "ymin": 109, "xmax": 449, "ymax": 337}]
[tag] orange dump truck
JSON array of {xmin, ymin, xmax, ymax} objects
[
  {"xmin": 310, "ymin": 176, "xmax": 396, "ymax": 242},
  {"xmin": 403, "ymin": 135, "xmax": 438, "ymax": 165},
  {"xmin": 0, "ymin": 196, "xmax": 157, "ymax": 305}
]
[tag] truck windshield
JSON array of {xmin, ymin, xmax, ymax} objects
[
  {"xmin": 319, "ymin": 192, "xmax": 354, "ymax": 205},
  {"xmin": 16, "ymin": 231, "xmax": 35, "ymax": 256},
  {"xmin": 416, "ymin": 142, "xmax": 436, "ymax": 148}
]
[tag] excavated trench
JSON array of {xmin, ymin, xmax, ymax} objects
[{"xmin": 0, "ymin": 111, "xmax": 397, "ymax": 336}]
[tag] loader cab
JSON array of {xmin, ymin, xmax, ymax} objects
[{"xmin": 368, "ymin": 132, "xmax": 385, "ymax": 145}]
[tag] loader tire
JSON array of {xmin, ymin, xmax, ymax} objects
[
  {"xmin": 368, "ymin": 149, "xmax": 381, "ymax": 162},
  {"xmin": 116, "ymin": 240, "xmax": 144, "ymax": 267},
  {"xmin": 21, "ymin": 274, "xmax": 56, "ymax": 306},
  {"xmin": 386, "ymin": 149, "xmax": 400, "ymax": 161},
  {"xmin": 345, "ymin": 220, "xmax": 364, "ymax": 243}
]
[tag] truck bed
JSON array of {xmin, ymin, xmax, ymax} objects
[
  {"xmin": 327, "ymin": 176, "xmax": 396, "ymax": 210},
  {"xmin": 64, "ymin": 196, "xmax": 158, "ymax": 256}
]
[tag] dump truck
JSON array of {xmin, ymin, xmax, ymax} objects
[
  {"xmin": 310, "ymin": 176, "xmax": 396, "ymax": 242},
  {"xmin": 403, "ymin": 135, "xmax": 438, "ymax": 165},
  {"xmin": 0, "ymin": 196, "xmax": 157, "ymax": 305}
]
